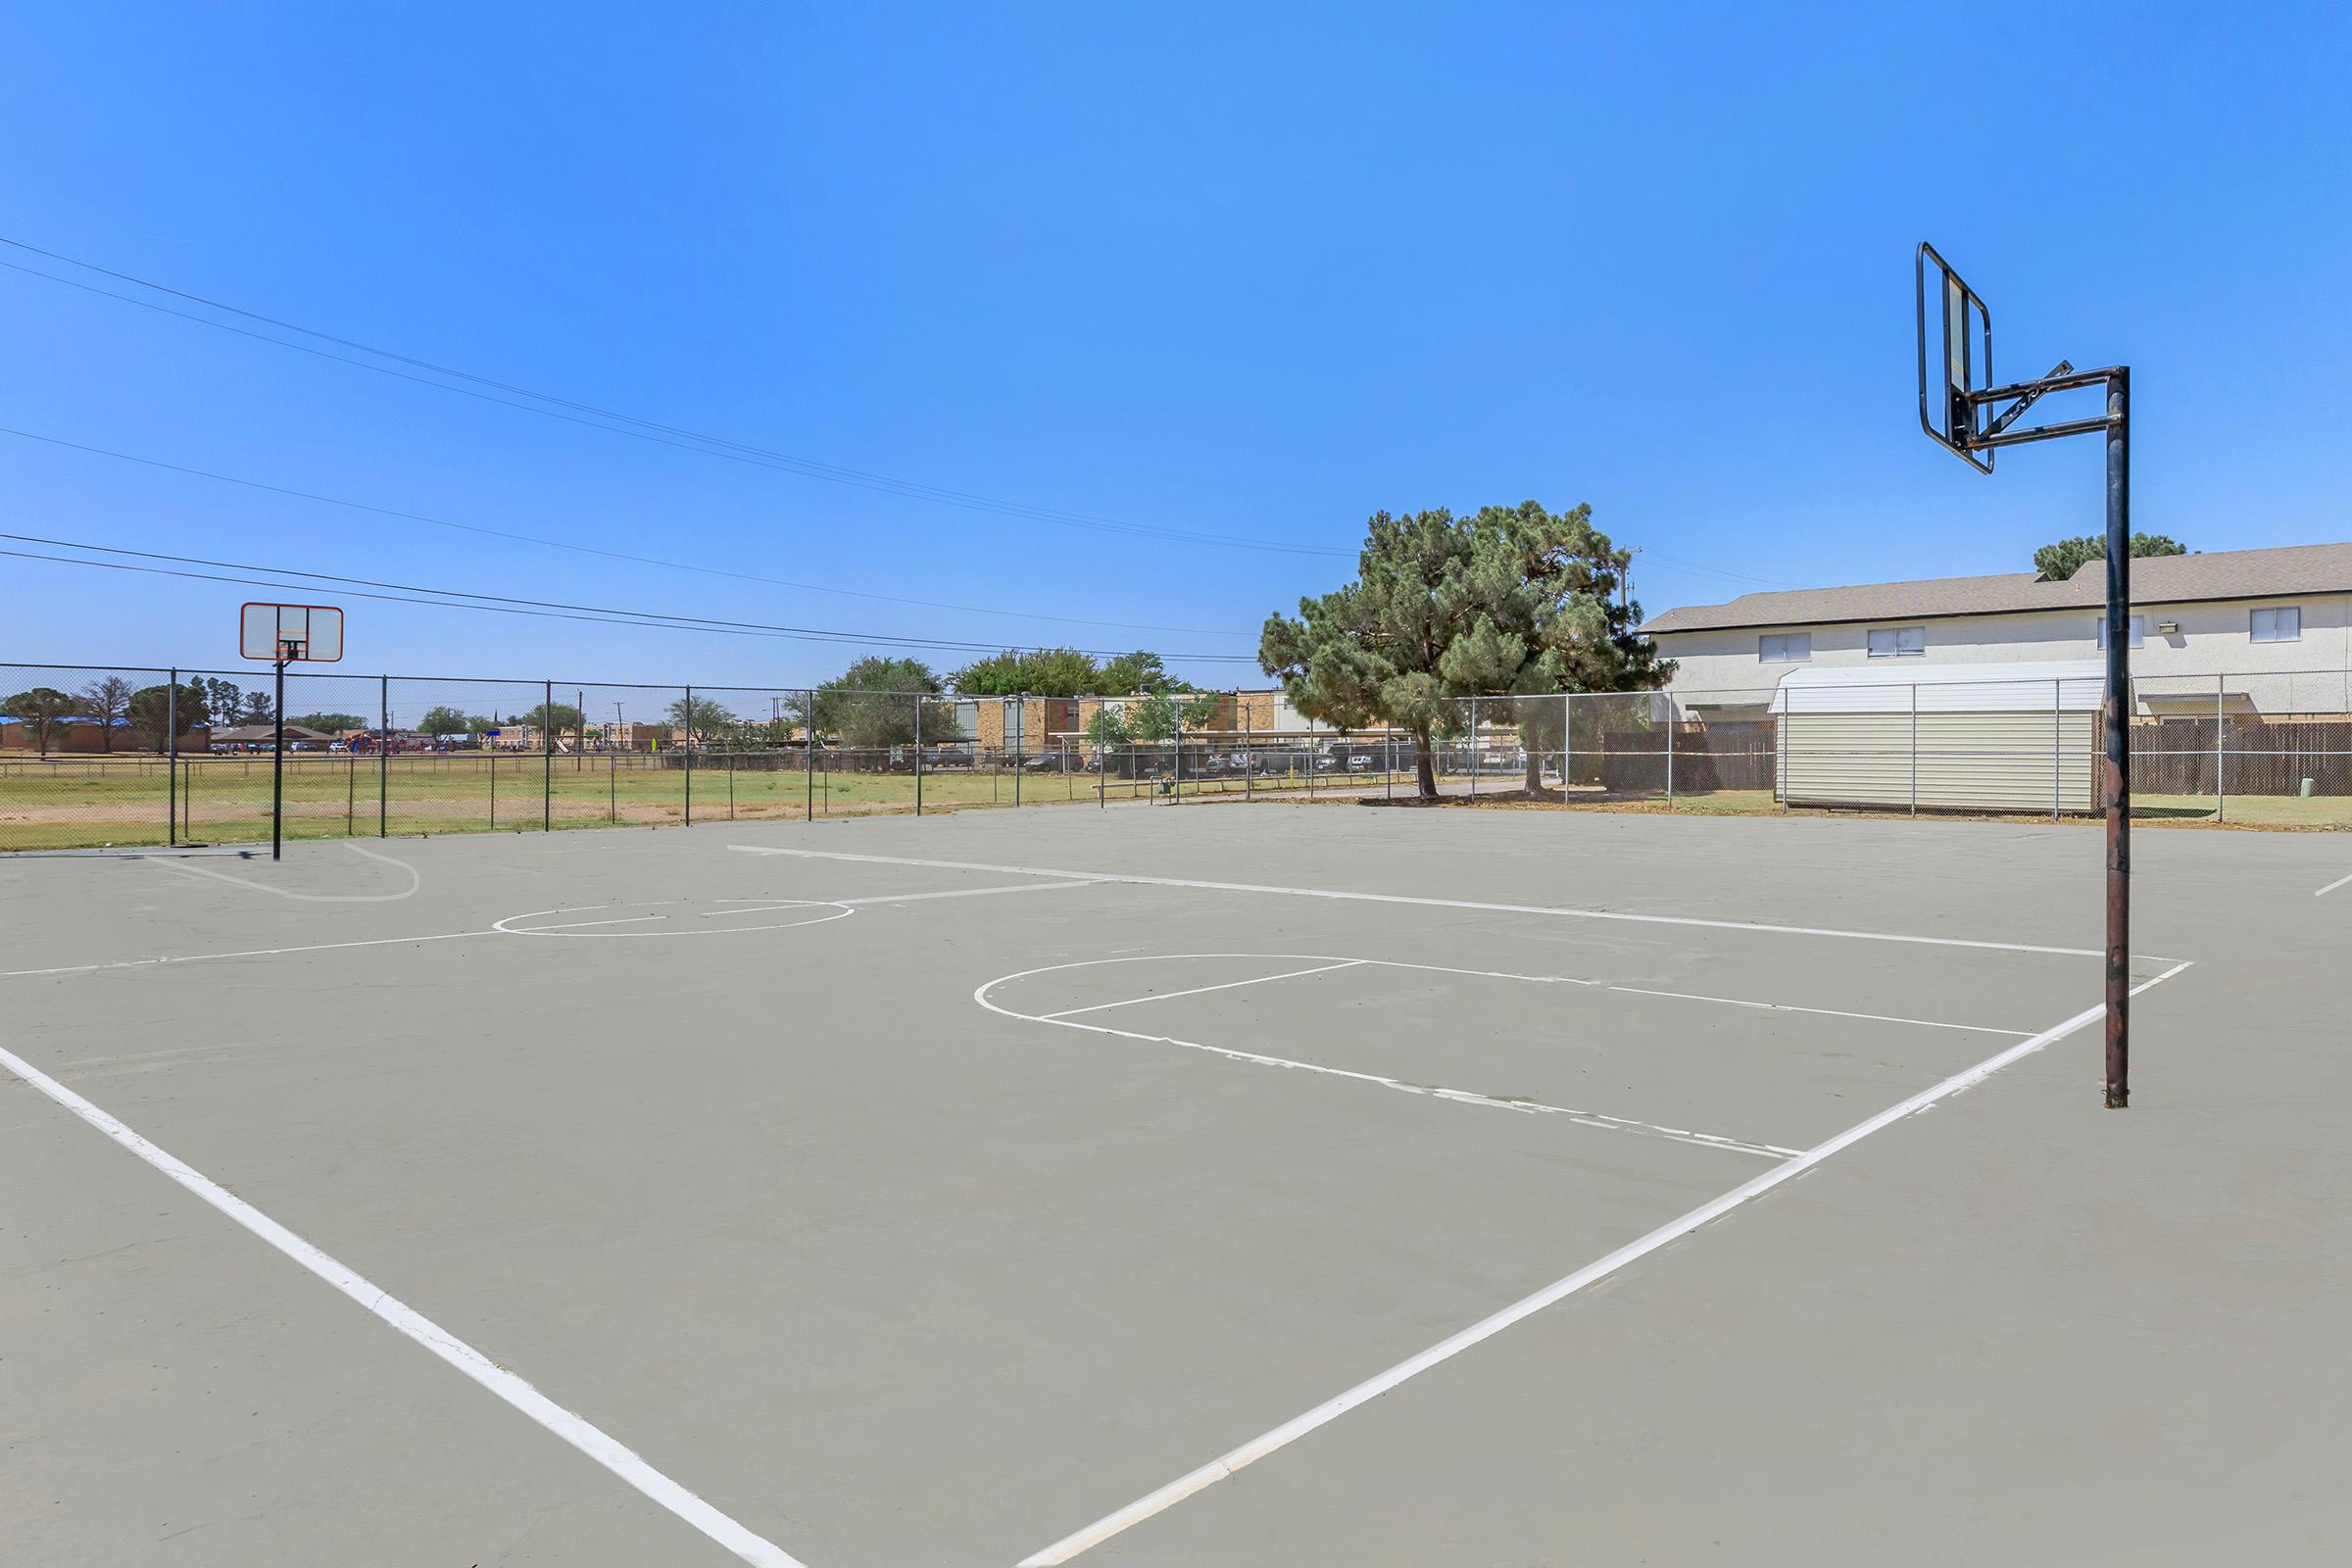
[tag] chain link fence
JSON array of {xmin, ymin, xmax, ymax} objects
[{"xmin": 5, "ymin": 662, "xmax": 2348, "ymax": 850}]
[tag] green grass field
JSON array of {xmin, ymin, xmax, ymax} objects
[
  {"xmin": 3, "ymin": 755, "xmax": 2343, "ymax": 851},
  {"xmin": 0, "ymin": 753, "xmax": 1244, "ymax": 849}
]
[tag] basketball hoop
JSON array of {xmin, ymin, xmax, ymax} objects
[{"xmin": 238, "ymin": 603, "xmax": 346, "ymax": 861}]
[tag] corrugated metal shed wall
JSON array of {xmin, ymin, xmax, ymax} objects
[{"xmin": 1780, "ymin": 710, "xmax": 2098, "ymax": 810}]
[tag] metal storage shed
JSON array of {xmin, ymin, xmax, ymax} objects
[{"xmin": 1769, "ymin": 661, "xmax": 2104, "ymax": 812}]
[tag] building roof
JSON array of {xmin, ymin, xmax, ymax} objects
[
  {"xmin": 1642, "ymin": 541, "xmax": 2352, "ymax": 635},
  {"xmin": 213, "ymin": 723, "xmax": 335, "ymax": 743}
]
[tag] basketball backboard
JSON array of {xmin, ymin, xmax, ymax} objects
[
  {"xmin": 241, "ymin": 602, "xmax": 344, "ymax": 662},
  {"xmin": 1916, "ymin": 242, "xmax": 1992, "ymax": 472}
]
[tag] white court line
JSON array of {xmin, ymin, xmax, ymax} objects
[
  {"xmin": 991, "ymin": 952, "xmax": 2035, "ymax": 1041},
  {"xmin": 532, "ymin": 913, "xmax": 675, "ymax": 931},
  {"xmin": 492, "ymin": 903, "xmax": 856, "ymax": 938},
  {"xmin": 0, "ymin": 927, "xmax": 498, "ymax": 980},
  {"xmin": 1013, "ymin": 957, "xmax": 2196, "ymax": 1566},
  {"xmin": 138, "ymin": 842, "xmax": 423, "ymax": 903},
  {"xmin": 1042, "ymin": 961, "xmax": 1364, "ymax": 1020},
  {"xmin": 837, "ymin": 880, "xmax": 1100, "ymax": 906},
  {"xmin": 0, "ymin": 1041, "xmax": 808, "ymax": 1568},
  {"xmin": 975, "ymin": 961, "xmax": 1799, "ymax": 1160},
  {"xmin": 2316, "ymin": 869, "xmax": 2352, "ymax": 898},
  {"xmin": 730, "ymin": 845, "xmax": 2184, "ymax": 961}
]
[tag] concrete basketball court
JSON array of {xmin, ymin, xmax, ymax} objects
[{"xmin": 4, "ymin": 804, "xmax": 2349, "ymax": 1565}]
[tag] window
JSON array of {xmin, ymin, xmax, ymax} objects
[
  {"xmin": 2095, "ymin": 615, "xmax": 2145, "ymax": 650},
  {"xmin": 1866, "ymin": 626, "xmax": 1925, "ymax": 658},
  {"xmin": 2250, "ymin": 606, "xmax": 2302, "ymax": 643},
  {"xmin": 1758, "ymin": 632, "xmax": 1811, "ymax": 663}
]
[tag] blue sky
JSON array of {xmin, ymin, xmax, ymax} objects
[{"xmin": 5, "ymin": 2, "xmax": 2348, "ymax": 690}]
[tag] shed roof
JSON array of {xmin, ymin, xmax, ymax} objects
[{"xmin": 1770, "ymin": 660, "xmax": 2105, "ymax": 714}]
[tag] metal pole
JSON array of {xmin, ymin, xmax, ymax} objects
[
  {"xmin": 1013, "ymin": 695, "xmax": 1023, "ymax": 808},
  {"xmin": 2102, "ymin": 368, "xmax": 2132, "ymax": 1109},
  {"xmin": 1560, "ymin": 693, "xmax": 1571, "ymax": 804},
  {"xmin": 2215, "ymin": 671, "xmax": 2227, "ymax": 823},
  {"xmin": 609, "ymin": 746, "xmax": 616, "ymax": 823},
  {"xmin": 2052, "ymin": 678, "xmax": 2062, "ymax": 820},
  {"xmin": 1244, "ymin": 698, "xmax": 1252, "ymax": 801},
  {"xmin": 1467, "ymin": 697, "xmax": 1477, "ymax": 800},
  {"xmin": 1910, "ymin": 682, "xmax": 1919, "ymax": 815},
  {"xmin": 543, "ymin": 679, "xmax": 554, "ymax": 832},
  {"xmin": 1098, "ymin": 710, "xmax": 1106, "ymax": 809},
  {"xmin": 913, "ymin": 690, "xmax": 923, "ymax": 816},
  {"xmin": 1171, "ymin": 706, "xmax": 1181, "ymax": 805},
  {"xmin": 729, "ymin": 746, "xmax": 736, "ymax": 819},
  {"xmin": 270, "ymin": 654, "xmax": 287, "ymax": 860},
  {"xmin": 805, "ymin": 690, "xmax": 814, "ymax": 821},
  {"xmin": 379, "ymin": 675, "xmax": 389, "ymax": 838},
  {"xmin": 1664, "ymin": 695, "xmax": 1674, "ymax": 805},
  {"xmin": 347, "ymin": 752, "xmax": 356, "ymax": 835},
  {"xmin": 167, "ymin": 667, "xmax": 178, "ymax": 847},
  {"xmin": 683, "ymin": 684, "xmax": 693, "ymax": 826}
]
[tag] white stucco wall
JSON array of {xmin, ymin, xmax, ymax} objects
[{"xmin": 1655, "ymin": 593, "xmax": 2352, "ymax": 711}]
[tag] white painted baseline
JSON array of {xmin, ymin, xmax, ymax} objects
[
  {"xmin": 729, "ymin": 845, "xmax": 2182, "ymax": 962},
  {"xmin": 0, "ymin": 1041, "xmax": 808, "ymax": 1568},
  {"xmin": 2316, "ymin": 869, "xmax": 2352, "ymax": 899},
  {"xmin": 1012, "ymin": 959, "xmax": 2195, "ymax": 1565}
]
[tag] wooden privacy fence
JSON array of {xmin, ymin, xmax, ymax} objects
[
  {"xmin": 2132, "ymin": 716, "xmax": 2352, "ymax": 796},
  {"xmin": 1593, "ymin": 721, "xmax": 1776, "ymax": 795}
]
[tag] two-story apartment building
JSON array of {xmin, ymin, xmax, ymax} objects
[{"xmin": 1642, "ymin": 541, "xmax": 2352, "ymax": 718}]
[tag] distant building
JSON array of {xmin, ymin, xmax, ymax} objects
[{"xmin": 1643, "ymin": 541, "xmax": 2352, "ymax": 718}]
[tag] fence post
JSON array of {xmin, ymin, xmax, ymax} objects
[
  {"xmin": 378, "ymin": 675, "xmax": 389, "ymax": 838},
  {"xmin": 729, "ymin": 746, "xmax": 737, "ymax": 820},
  {"xmin": 1244, "ymin": 699, "xmax": 1252, "ymax": 802},
  {"xmin": 2052, "ymin": 678, "xmax": 2062, "ymax": 819},
  {"xmin": 1562, "ymin": 693, "xmax": 1574, "ymax": 805},
  {"xmin": 1910, "ymin": 682, "xmax": 1919, "ymax": 816},
  {"xmin": 1467, "ymin": 696, "xmax": 1477, "ymax": 800},
  {"xmin": 2215, "ymin": 671, "xmax": 2227, "ymax": 823},
  {"xmin": 913, "ymin": 690, "xmax": 923, "ymax": 816},
  {"xmin": 682, "ymin": 684, "xmax": 693, "ymax": 826},
  {"xmin": 488, "ymin": 745, "xmax": 497, "ymax": 829},
  {"xmin": 1171, "ymin": 710, "xmax": 1181, "ymax": 805},
  {"xmin": 1663, "ymin": 695, "xmax": 1674, "ymax": 806},
  {"xmin": 543, "ymin": 679, "xmax": 554, "ymax": 832},
  {"xmin": 167, "ymin": 667, "xmax": 178, "ymax": 847},
  {"xmin": 806, "ymin": 690, "xmax": 815, "ymax": 821},
  {"xmin": 1013, "ymin": 694, "xmax": 1023, "ymax": 808},
  {"xmin": 610, "ymin": 747, "xmax": 616, "ymax": 823}
]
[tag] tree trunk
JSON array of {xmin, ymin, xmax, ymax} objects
[{"xmin": 1415, "ymin": 724, "xmax": 1437, "ymax": 800}]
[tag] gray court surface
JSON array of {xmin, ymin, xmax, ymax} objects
[{"xmin": 5, "ymin": 804, "xmax": 2349, "ymax": 1566}]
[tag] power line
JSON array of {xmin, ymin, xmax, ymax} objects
[
  {"xmin": 0, "ymin": 237, "xmax": 1353, "ymax": 559},
  {"xmin": 0, "ymin": 532, "xmax": 1264, "ymax": 663},
  {"xmin": 0, "ymin": 424, "xmax": 1249, "ymax": 639}
]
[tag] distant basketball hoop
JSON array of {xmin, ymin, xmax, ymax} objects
[{"xmin": 239, "ymin": 603, "xmax": 347, "ymax": 861}]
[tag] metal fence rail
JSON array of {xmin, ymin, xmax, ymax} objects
[{"xmin": 4, "ymin": 662, "xmax": 2346, "ymax": 850}]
